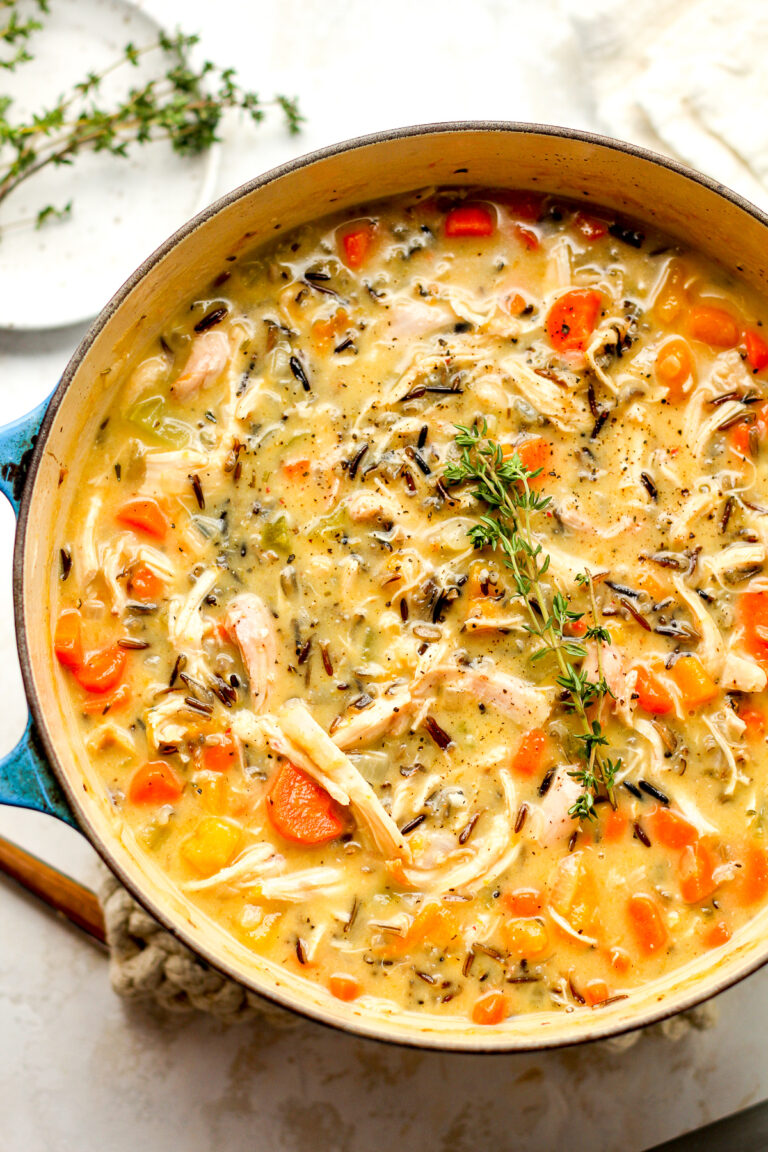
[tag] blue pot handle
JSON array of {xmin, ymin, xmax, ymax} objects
[{"xmin": 0, "ymin": 395, "xmax": 78, "ymax": 827}]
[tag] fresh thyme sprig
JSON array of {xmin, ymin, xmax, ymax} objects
[
  {"xmin": 444, "ymin": 421, "xmax": 620, "ymax": 818},
  {"xmin": 1, "ymin": 0, "xmax": 48, "ymax": 72},
  {"xmin": 0, "ymin": 18, "xmax": 302, "ymax": 229}
]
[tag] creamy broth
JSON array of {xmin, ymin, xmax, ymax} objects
[{"xmin": 54, "ymin": 188, "xmax": 768, "ymax": 1025}]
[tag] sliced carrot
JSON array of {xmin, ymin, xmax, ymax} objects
[
  {"xmin": 647, "ymin": 805, "xmax": 698, "ymax": 850},
  {"xmin": 117, "ymin": 498, "xmax": 169, "ymax": 540},
  {"xmin": 636, "ymin": 569, "xmax": 670, "ymax": 602},
  {"xmin": 340, "ymin": 223, "xmax": 374, "ymax": 269},
  {"xmin": 73, "ymin": 645, "xmax": 127, "ymax": 694},
  {"xmin": 504, "ymin": 292, "xmax": 529, "ymax": 316},
  {"xmin": 495, "ymin": 189, "xmax": 543, "ymax": 222},
  {"xmin": 129, "ymin": 760, "xmax": 184, "ymax": 805},
  {"xmin": 634, "ymin": 664, "xmax": 674, "ymax": 715},
  {"xmin": 267, "ymin": 762, "xmax": 344, "ymax": 845},
  {"xmin": 739, "ymin": 846, "xmax": 768, "ymax": 905},
  {"xmin": 282, "ymin": 458, "xmax": 311, "ymax": 481},
  {"xmin": 513, "ymin": 223, "xmax": 539, "ymax": 250},
  {"xmin": 738, "ymin": 591, "xmax": 768, "ymax": 669},
  {"xmin": 574, "ymin": 212, "xmax": 609, "ymax": 241},
  {"xmin": 503, "ymin": 918, "xmax": 549, "ymax": 958},
  {"xmin": 546, "ymin": 289, "xmax": 602, "ymax": 354},
  {"xmin": 583, "ymin": 979, "xmax": 610, "ymax": 1006},
  {"xmin": 515, "ymin": 437, "xmax": 551, "ymax": 486},
  {"xmin": 54, "ymin": 609, "xmax": 83, "ymax": 671},
  {"xmin": 655, "ymin": 337, "xmax": 694, "ymax": 403},
  {"xmin": 510, "ymin": 727, "xmax": 549, "ymax": 778},
  {"xmin": 471, "ymin": 991, "xmax": 508, "ymax": 1026},
  {"xmin": 81, "ymin": 683, "xmax": 131, "ymax": 715},
  {"xmin": 504, "ymin": 887, "xmax": 543, "ymax": 917},
  {"xmin": 549, "ymin": 851, "xmax": 598, "ymax": 933},
  {"xmin": 311, "ymin": 307, "xmax": 350, "ymax": 352},
  {"xmin": 565, "ymin": 616, "xmax": 588, "ymax": 638},
  {"xmin": 679, "ymin": 841, "xmax": 717, "ymax": 904},
  {"xmin": 689, "ymin": 304, "xmax": 740, "ymax": 348},
  {"xmin": 703, "ymin": 920, "xmax": 732, "ymax": 949},
  {"xmin": 328, "ymin": 974, "xmax": 361, "ymax": 1002},
  {"xmin": 653, "ymin": 260, "xmax": 689, "ymax": 326},
  {"xmin": 602, "ymin": 806, "xmax": 628, "ymax": 843},
  {"xmin": 128, "ymin": 563, "xmax": 165, "ymax": 602},
  {"xmin": 744, "ymin": 327, "xmax": 768, "ymax": 372},
  {"xmin": 670, "ymin": 655, "xmax": 718, "ymax": 710},
  {"xmin": 607, "ymin": 946, "xmax": 631, "ymax": 974},
  {"xmin": 445, "ymin": 204, "xmax": 495, "ymax": 237},
  {"xmin": 739, "ymin": 705, "xmax": 767, "ymax": 740},
  {"xmin": 201, "ymin": 733, "xmax": 238, "ymax": 774},
  {"xmin": 627, "ymin": 893, "xmax": 667, "ymax": 955}
]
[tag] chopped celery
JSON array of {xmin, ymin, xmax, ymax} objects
[
  {"xmin": 261, "ymin": 515, "xmax": 292, "ymax": 552},
  {"xmin": 127, "ymin": 395, "xmax": 190, "ymax": 448}
]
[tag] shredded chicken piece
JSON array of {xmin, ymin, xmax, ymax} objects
[
  {"xmin": 584, "ymin": 316, "xmax": 634, "ymax": 394},
  {"xmin": 183, "ymin": 843, "xmax": 282, "ymax": 891},
  {"xmin": 414, "ymin": 661, "xmax": 553, "ymax": 727},
  {"xmin": 345, "ymin": 490, "xmax": 401, "ymax": 523},
  {"xmin": 256, "ymin": 867, "xmax": 346, "ymax": 902},
  {"xmin": 276, "ymin": 701, "xmax": 410, "ymax": 861},
  {"xmin": 704, "ymin": 542, "xmax": 766, "ymax": 588},
  {"xmin": 721, "ymin": 650, "xmax": 767, "ymax": 694},
  {"xmin": 84, "ymin": 722, "xmax": 136, "ymax": 755},
  {"xmin": 691, "ymin": 400, "xmax": 745, "ymax": 461},
  {"xmin": 555, "ymin": 498, "xmax": 636, "ymax": 539},
  {"xmin": 703, "ymin": 710, "xmax": 748, "ymax": 796},
  {"xmin": 332, "ymin": 690, "xmax": 413, "ymax": 751},
  {"xmin": 79, "ymin": 494, "xmax": 102, "ymax": 586},
  {"xmin": 500, "ymin": 357, "xmax": 593, "ymax": 433},
  {"xmin": 171, "ymin": 330, "xmax": 230, "ymax": 400},
  {"xmin": 672, "ymin": 575, "xmax": 724, "ymax": 677},
  {"xmin": 582, "ymin": 642, "xmax": 637, "ymax": 728},
  {"xmin": 225, "ymin": 593, "xmax": 278, "ymax": 712},
  {"xmin": 144, "ymin": 693, "xmax": 197, "ymax": 750},
  {"xmin": 168, "ymin": 569, "xmax": 218, "ymax": 654},
  {"xmin": 531, "ymin": 767, "xmax": 582, "ymax": 846}
]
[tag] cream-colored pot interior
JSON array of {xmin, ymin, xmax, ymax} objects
[{"xmin": 20, "ymin": 124, "xmax": 768, "ymax": 1050}]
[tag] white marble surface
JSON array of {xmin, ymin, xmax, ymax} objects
[{"xmin": 1, "ymin": 1, "xmax": 767, "ymax": 1148}]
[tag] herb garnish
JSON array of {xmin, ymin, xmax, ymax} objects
[
  {"xmin": 0, "ymin": 9, "xmax": 301, "ymax": 229},
  {"xmin": 444, "ymin": 421, "xmax": 621, "ymax": 819}
]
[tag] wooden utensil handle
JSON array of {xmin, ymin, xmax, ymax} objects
[{"xmin": 0, "ymin": 833, "xmax": 106, "ymax": 946}]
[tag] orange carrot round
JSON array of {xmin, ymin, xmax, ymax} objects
[
  {"xmin": 648, "ymin": 805, "xmax": 698, "ymax": 850},
  {"xmin": 744, "ymin": 327, "xmax": 768, "ymax": 372},
  {"xmin": 117, "ymin": 498, "xmax": 169, "ymax": 540},
  {"xmin": 54, "ymin": 609, "xmax": 83, "ymax": 671},
  {"xmin": 634, "ymin": 664, "xmax": 674, "ymax": 715},
  {"xmin": 511, "ymin": 727, "xmax": 549, "ymax": 778},
  {"xmin": 128, "ymin": 563, "xmax": 165, "ymax": 602},
  {"xmin": 546, "ymin": 289, "xmax": 602, "ymax": 354},
  {"xmin": 655, "ymin": 337, "xmax": 694, "ymax": 403},
  {"xmin": 627, "ymin": 893, "xmax": 668, "ymax": 954},
  {"xmin": 688, "ymin": 304, "xmax": 739, "ymax": 348},
  {"xmin": 129, "ymin": 760, "xmax": 184, "ymax": 805},
  {"xmin": 739, "ymin": 846, "xmax": 768, "ymax": 905},
  {"xmin": 504, "ymin": 887, "xmax": 543, "ymax": 917},
  {"xmin": 471, "ymin": 990, "xmax": 508, "ymax": 1026},
  {"xmin": 678, "ymin": 842, "xmax": 717, "ymax": 904},
  {"xmin": 267, "ymin": 762, "xmax": 344, "ymax": 845},
  {"xmin": 328, "ymin": 974, "xmax": 361, "ymax": 1002},
  {"xmin": 73, "ymin": 645, "xmax": 127, "ymax": 694},
  {"xmin": 444, "ymin": 204, "xmax": 495, "ymax": 237},
  {"xmin": 340, "ymin": 223, "xmax": 374, "ymax": 269},
  {"xmin": 202, "ymin": 733, "xmax": 238, "ymax": 773}
]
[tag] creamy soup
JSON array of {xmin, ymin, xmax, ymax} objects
[{"xmin": 53, "ymin": 188, "xmax": 768, "ymax": 1025}]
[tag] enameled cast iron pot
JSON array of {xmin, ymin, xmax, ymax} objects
[{"xmin": 2, "ymin": 123, "xmax": 768, "ymax": 1051}]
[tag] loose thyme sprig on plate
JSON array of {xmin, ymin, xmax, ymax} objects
[
  {"xmin": 444, "ymin": 421, "xmax": 620, "ymax": 819},
  {"xmin": 0, "ymin": 16, "xmax": 302, "ymax": 229}
]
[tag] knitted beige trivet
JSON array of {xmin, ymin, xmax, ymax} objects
[{"xmin": 99, "ymin": 870, "xmax": 717, "ymax": 1044}]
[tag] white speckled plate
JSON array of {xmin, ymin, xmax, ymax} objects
[{"xmin": 0, "ymin": 0, "xmax": 220, "ymax": 330}]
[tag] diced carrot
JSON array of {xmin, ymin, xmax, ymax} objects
[
  {"xmin": 515, "ymin": 437, "xmax": 551, "ymax": 486},
  {"xmin": 340, "ymin": 223, "xmax": 374, "ymax": 269},
  {"xmin": 549, "ymin": 851, "xmax": 598, "ymax": 933},
  {"xmin": 670, "ymin": 655, "xmax": 718, "ymax": 710},
  {"xmin": 565, "ymin": 616, "xmax": 588, "ymax": 638},
  {"xmin": 647, "ymin": 805, "xmax": 698, "ymax": 850},
  {"xmin": 282, "ymin": 458, "xmax": 311, "ymax": 481},
  {"xmin": 653, "ymin": 260, "xmax": 689, "ymax": 326},
  {"xmin": 201, "ymin": 733, "xmax": 238, "ymax": 773},
  {"xmin": 602, "ymin": 806, "xmax": 628, "ymax": 843},
  {"xmin": 634, "ymin": 664, "xmax": 674, "ymax": 716},
  {"xmin": 703, "ymin": 920, "xmax": 732, "ymax": 948},
  {"xmin": 636, "ymin": 570, "xmax": 669, "ymax": 602},
  {"xmin": 546, "ymin": 289, "xmax": 602, "ymax": 354},
  {"xmin": 583, "ymin": 979, "xmax": 610, "ymax": 1006},
  {"xmin": 495, "ymin": 189, "xmax": 543, "ymax": 222},
  {"xmin": 328, "ymin": 974, "xmax": 361, "ymax": 1002},
  {"xmin": 504, "ymin": 887, "xmax": 543, "ymax": 917},
  {"xmin": 81, "ymin": 683, "xmax": 131, "ymax": 715},
  {"xmin": 380, "ymin": 901, "xmax": 458, "ymax": 958},
  {"xmin": 607, "ymin": 946, "xmax": 631, "ymax": 974},
  {"xmin": 54, "ymin": 609, "xmax": 83, "ymax": 671},
  {"xmin": 574, "ymin": 212, "xmax": 609, "ymax": 241},
  {"xmin": 504, "ymin": 292, "xmax": 529, "ymax": 316},
  {"xmin": 503, "ymin": 918, "xmax": 549, "ymax": 958},
  {"xmin": 511, "ymin": 727, "xmax": 549, "ymax": 778},
  {"xmin": 740, "ymin": 705, "xmax": 767, "ymax": 740},
  {"xmin": 679, "ymin": 841, "xmax": 717, "ymax": 904},
  {"xmin": 471, "ymin": 990, "xmax": 508, "ymax": 1026},
  {"xmin": 128, "ymin": 563, "xmax": 164, "ymax": 602},
  {"xmin": 739, "ymin": 846, "xmax": 768, "ymax": 904},
  {"xmin": 311, "ymin": 307, "xmax": 351, "ymax": 352},
  {"xmin": 117, "ymin": 498, "xmax": 169, "ymax": 540},
  {"xmin": 738, "ymin": 591, "xmax": 768, "ymax": 669},
  {"xmin": 689, "ymin": 304, "xmax": 740, "ymax": 348},
  {"xmin": 514, "ymin": 223, "xmax": 539, "ymax": 250},
  {"xmin": 73, "ymin": 645, "xmax": 127, "ymax": 694},
  {"xmin": 655, "ymin": 337, "xmax": 694, "ymax": 403},
  {"xmin": 627, "ymin": 893, "xmax": 668, "ymax": 955},
  {"xmin": 445, "ymin": 204, "xmax": 495, "ymax": 237},
  {"xmin": 744, "ymin": 327, "xmax": 768, "ymax": 372},
  {"xmin": 267, "ymin": 762, "xmax": 344, "ymax": 845},
  {"xmin": 180, "ymin": 817, "xmax": 242, "ymax": 876},
  {"xmin": 128, "ymin": 760, "xmax": 184, "ymax": 805}
]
